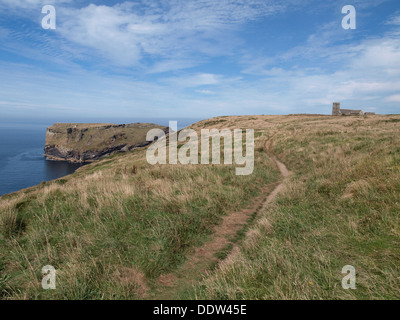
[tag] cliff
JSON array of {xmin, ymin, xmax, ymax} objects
[
  {"xmin": 44, "ymin": 122, "xmax": 169, "ymax": 163},
  {"xmin": 1, "ymin": 115, "xmax": 400, "ymax": 300}
]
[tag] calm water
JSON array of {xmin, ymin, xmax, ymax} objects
[
  {"xmin": 0, "ymin": 124, "xmax": 84, "ymax": 196},
  {"xmin": 0, "ymin": 118, "xmax": 201, "ymax": 196}
]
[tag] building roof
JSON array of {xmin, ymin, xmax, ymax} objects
[{"xmin": 340, "ymin": 109, "xmax": 363, "ymax": 114}]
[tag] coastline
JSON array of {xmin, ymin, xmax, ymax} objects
[{"xmin": 43, "ymin": 153, "xmax": 94, "ymax": 164}]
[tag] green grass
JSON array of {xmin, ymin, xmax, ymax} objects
[
  {"xmin": 186, "ymin": 115, "xmax": 400, "ymax": 300},
  {"xmin": 1, "ymin": 114, "xmax": 400, "ymax": 300},
  {"xmin": 0, "ymin": 124, "xmax": 278, "ymax": 299}
]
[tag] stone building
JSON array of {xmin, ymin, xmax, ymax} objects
[
  {"xmin": 332, "ymin": 103, "xmax": 366, "ymax": 116},
  {"xmin": 332, "ymin": 102, "xmax": 341, "ymax": 116},
  {"xmin": 340, "ymin": 109, "xmax": 364, "ymax": 116}
]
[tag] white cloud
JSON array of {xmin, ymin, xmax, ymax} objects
[
  {"xmin": 0, "ymin": 0, "xmax": 399, "ymax": 118},
  {"xmin": 162, "ymin": 73, "xmax": 223, "ymax": 87},
  {"xmin": 55, "ymin": 0, "xmax": 289, "ymax": 68},
  {"xmin": 385, "ymin": 94, "xmax": 400, "ymax": 102},
  {"xmin": 238, "ymin": 13, "xmax": 400, "ymax": 114},
  {"xmin": 196, "ymin": 89, "xmax": 215, "ymax": 95},
  {"xmin": 59, "ymin": 4, "xmax": 144, "ymax": 66},
  {"xmin": 386, "ymin": 12, "xmax": 400, "ymax": 25},
  {"xmin": 0, "ymin": 0, "xmax": 72, "ymax": 9},
  {"xmin": 351, "ymin": 39, "xmax": 400, "ymax": 74},
  {"xmin": 0, "ymin": 0, "xmax": 44, "ymax": 8}
]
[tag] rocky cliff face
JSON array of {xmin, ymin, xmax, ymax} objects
[{"xmin": 44, "ymin": 123, "xmax": 169, "ymax": 163}]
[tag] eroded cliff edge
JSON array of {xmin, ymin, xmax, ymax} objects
[{"xmin": 44, "ymin": 123, "xmax": 169, "ymax": 163}]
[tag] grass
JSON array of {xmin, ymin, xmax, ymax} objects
[
  {"xmin": 186, "ymin": 115, "xmax": 400, "ymax": 300},
  {"xmin": 0, "ymin": 120, "xmax": 278, "ymax": 299},
  {"xmin": 45, "ymin": 123, "xmax": 168, "ymax": 153},
  {"xmin": 1, "ymin": 114, "xmax": 399, "ymax": 300}
]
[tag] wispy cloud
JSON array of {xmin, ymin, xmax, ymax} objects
[
  {"xmin": 386, "ymin": 12, "xmax": 400, "ymax": 25},
  {"xmin": 385, "ymin": 94, "xmax": 400, "ymax": 102},
  {"xmin": 0, "ymin": 0, "xmax": 399, "ymax": 119},
  {"xmin": 55, "ymin": 1, "xmax": 289, "ymax": 69},
  {"xmin": 161, "ymin": 73, "xmax": 224, "ymax": 87},
  {"xmin": 0, "ymin": 0, "xmax": 73, "ymax": 11}
]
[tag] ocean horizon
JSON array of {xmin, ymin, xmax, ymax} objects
[{"xmin": 0, "ymin": 118, "xmax": 202, "ymax": 196}]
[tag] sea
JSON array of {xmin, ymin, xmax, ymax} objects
[{"xmin": 0, "ymin": 118, "xmax": 202, "ymax": 196}]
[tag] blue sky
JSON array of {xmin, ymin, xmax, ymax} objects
[{"xmin": 0, "ymin": 0, "xmax": 399, "ymax": 121}]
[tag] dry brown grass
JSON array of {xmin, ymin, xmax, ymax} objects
[
  {"xmin": 1, "ymin": 114, "xmax": 399, "ymax": 300},
  {"xmin": 0, "ymin": 117, "xmax": 279, "ymax": 299},
  {"xmin": 188, "ymin": 114, "xmax": 400, "ymax": 300}
]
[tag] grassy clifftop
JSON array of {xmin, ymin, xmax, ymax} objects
[
  {"xmin": 1, "ymin": 115, "xmax": 399, "ymax": 300},
  {"xmin": 1, "ymin": 116, "xmax": 279, "ymax": 299},
  {"xmin": 44, "ymin": 122, "xmax": 169, "ymax": 162},
  {"xmin": 191, "ymin": 115, "xmax": 400, "ymax": 300}
]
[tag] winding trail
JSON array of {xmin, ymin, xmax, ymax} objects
[
  {"xmin": 150, "ymin": 137, "xmax": 290, "ymax": 299},
  {"xmin": 261, "ymin": 156, "xmax": 290, "ymax": 208}
]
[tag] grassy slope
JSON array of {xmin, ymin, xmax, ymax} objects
[
  {"xmin": 1, "ymin": 115, "xmax": 399, "ymax": 300},
  {"xmin": 0, "ymin": 117, "xmax": 279, "ymax": 299},
  {"xmin": 189, "ymin": 115, "xmax": 400, "ymax": 300}
]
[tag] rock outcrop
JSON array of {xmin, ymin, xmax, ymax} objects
[{"xmin": 44, "ymin": 123, "xmax": 169, "ymax": 163}]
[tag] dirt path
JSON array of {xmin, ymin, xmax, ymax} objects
[
  {"xmin": 150, "ymin": 137, "xmax": 290, "ymax": 299},
  {"xmin": 261, "ymin": 156, "xmax": 290, "ymax": 208}
]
